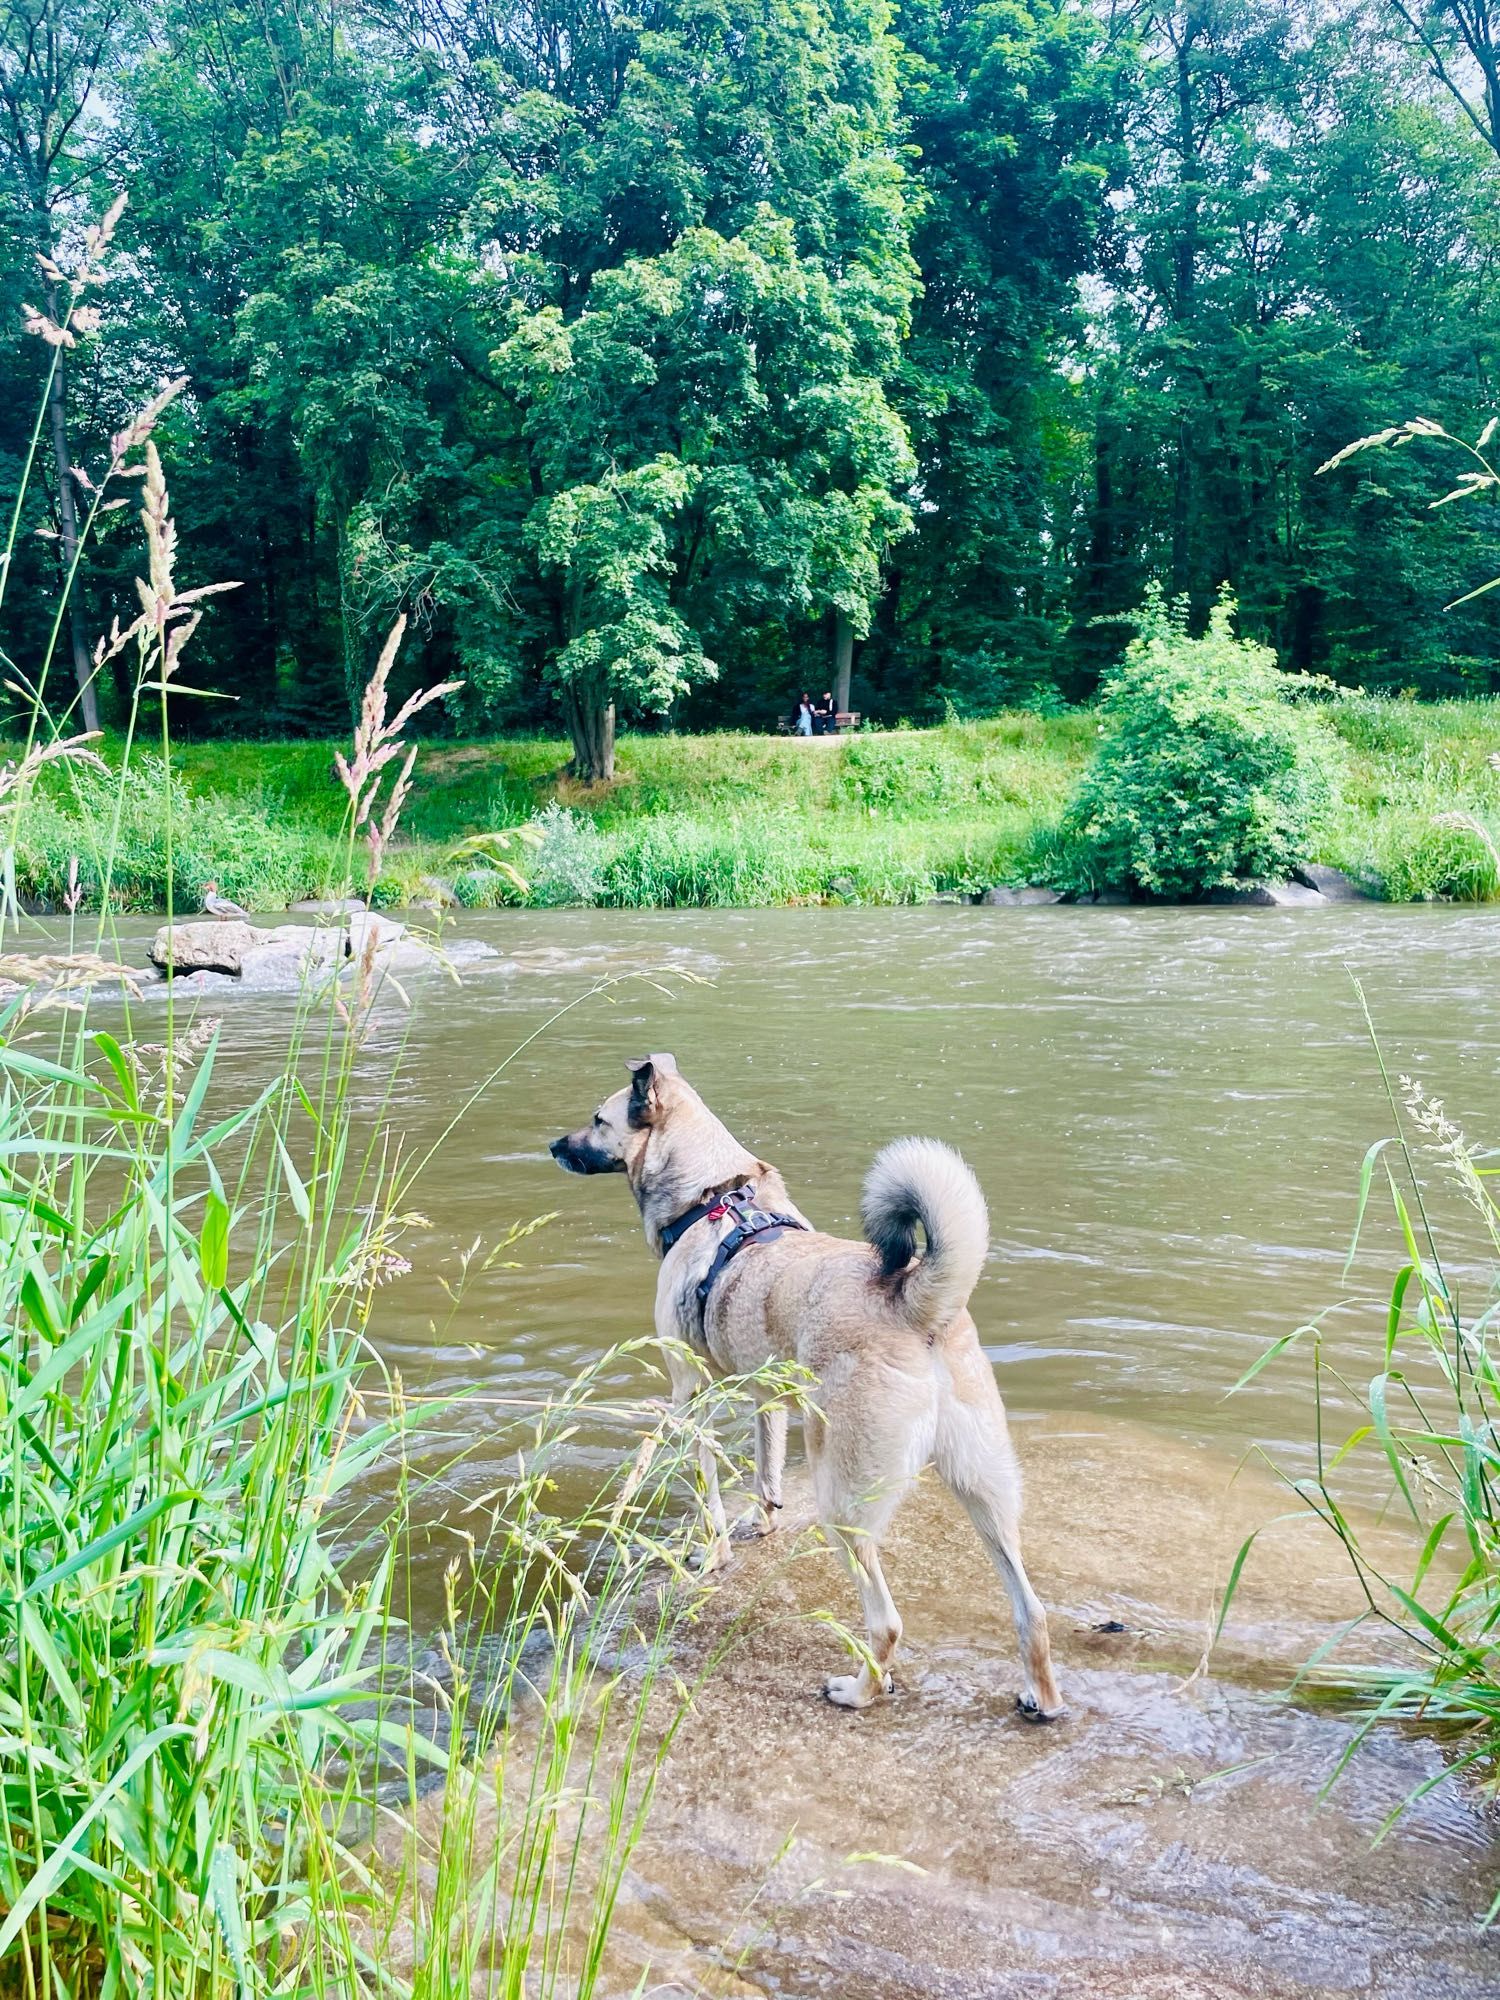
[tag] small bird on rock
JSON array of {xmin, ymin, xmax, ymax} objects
[{"xmin": 202, "ymin": 880, "xmax": 251, "ymax": 922}]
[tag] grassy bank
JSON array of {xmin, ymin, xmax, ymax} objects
[{"xmin": 18, "ymin": 698, "xmax": 1500, "ymax": 911}]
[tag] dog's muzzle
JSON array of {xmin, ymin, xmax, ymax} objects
[{"xmin": 550, "ymin": 1134, "xmax": 619, "ymax": 1176}]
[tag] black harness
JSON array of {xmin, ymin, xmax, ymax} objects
[{"xmin": 658, "ymin": 1183, "xmax": 809, "ymax": 1340}]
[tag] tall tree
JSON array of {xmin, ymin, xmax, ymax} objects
[
  {"xmin": 1071, "ymin": 0, "xmax": 1500, "ymax": 690},
  {"xmin": 1387, "ymin": 0, "xmax": 1500, "ymax": 156},
  {"xmin": 453, "ymin": 0, "xmax": 920, "ymax": 772},
  {"xmin": 1, "ymin": 0, "xmax": 135, "ymax": 729},
  {"xmin": 499, "ymin": 213, "xmax": 916, "ymax": 776}
]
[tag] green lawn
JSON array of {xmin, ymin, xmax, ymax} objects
[{"xmin": 16, "ymin": 700, "xmax": 1500, "ymax": 911}]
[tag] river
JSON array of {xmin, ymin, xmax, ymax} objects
[{"xmin": 116, "ymin": 903, "xmax": 1500, "ymax": 1995}]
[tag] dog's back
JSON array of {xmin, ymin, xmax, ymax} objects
[{"xmin": 704, "ymin": 1137, "xmax": 989, "ymax": 1370}]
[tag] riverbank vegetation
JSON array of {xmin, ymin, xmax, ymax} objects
[
  {"xmin": 0, "ymin": 322, "xmax": 749, "ymax": 1997},
  {"xmin": 1229, "ymin": 1020, "xmax": 1500, "ymax": 1903},
  {"xmin": 16, "ymin": 693, "xmax": 1500, "ymax": 912},
  {"xmin": 1051, "ymin": 594, "xmax": 1345, "ymax": 901},
  {"xmin": 5, "ymin": 0, "xmax": 1500, "ymax": 780}
]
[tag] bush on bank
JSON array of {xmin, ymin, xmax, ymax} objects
[{"xmin": 1051, "ymin": 595, "xmax": 1343, "ymax": 900}]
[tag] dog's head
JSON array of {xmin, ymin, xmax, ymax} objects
[{"xmin": 549, "ymin": 1054, "xmax": 679, "ymax": 1178}]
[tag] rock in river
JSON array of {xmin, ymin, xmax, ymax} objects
[
  {"xmin": 289, "ymin": 894, "xmax": 368, "ymax": 915},
  {"xmin": 1208, "ymin": 879, "xmax": 1328, "ymax": 907},
  {"xmin": 1291, "ymin": 863, "xmax": 1374, "ymax": 902},
  {"xmin": 148, "ymin": 911, "xmax": 486, "ymax": 992},
  {"xmin": 149, "ymin": 918, "xmax": 261, "ymax": 975}
]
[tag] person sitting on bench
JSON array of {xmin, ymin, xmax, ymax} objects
[
  {"xmin": 795, "ymin": 691, "xmax": 814, "ymax": 736},
  {"xmin": 814, "ymin": 690, "xmax": 836, "ymax": 734}
]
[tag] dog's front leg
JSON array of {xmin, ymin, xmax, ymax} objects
[
  {"xmin": 754, "ymin": 1405, "xmax": 787, "ymax": 1533},
  {"xmin": 663, "ymin": 1340, "xmax": 732, "ymax": 1574}
]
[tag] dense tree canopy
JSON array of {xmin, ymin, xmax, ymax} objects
[{"xmin": 3, "ymin": 0, "xmax": 1499, "ymax": 769}]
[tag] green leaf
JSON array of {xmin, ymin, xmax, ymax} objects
[
  {"xmin": 200, "ymin": 1191, "xmax": 230, "ymax": 1291},
  {"xmin": 208, "ymin": 1843, "xmax": 251, "ymax": 1993},
  {"xmin": 0, "ymin": 1190, "xmax": 75, "ymax": 1237},
  {"xmin": 21, "ymin": 1491, "xmax": 191, "ymax": 1600},
  {"xmin": 1369, "ymin": 1372, "xmax": 1419, "ymax": 1522},
  {"xmin": 20, "ymin": 1265, "xmax": 62, "ymax": 1342},
  {"xmin": 18, "ymin": 1602, "xmax": 83, "ymax": 1725},
  {"xmin": 1344, "ymin": 1138, "xmax": 1392, "ymax": 1278},
  {"xmin": 1214, "ymin": 1528, "xmax": 1260, "ymax": 1642},
  {"xmin": 92, "ymin": 1030, "xmax": 139, "ymax": 1112},
  {"xmin": 1411, "ymin": 1512, "xmax": 1455, "ymax": 1596},
  {"xmin": 1385, "ymin": 1264, "xmax": 1415, "ymax": 1364},
  {"xmin": 274, "ymin": 1130, "xmax": 311, "ymax": 1224},
  {"xmin": 168, "ymin": 1025, "xmax": 220, "ymax": 1157},
  {"xmin": 0, "ymin": 1045, "xmax": 94, "ymax": 1091},
  {"xmin": 1227, "ymin": 1324, "xmax": 1309, "ymax": 1396},
  {"xmin": 1445, "ymin": 573, "xmax": 1500, "ymax": 610}
]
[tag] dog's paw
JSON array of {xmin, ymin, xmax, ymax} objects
[
  {"xmin": 690, "ymin": 1538, "xmax": 732, "ymax": 1576},
  {"xmin": 1015, "ymin": 1692, "xmax": 1067, "ymax": 1724},
  {"xmin": 822, "ymin": 1670, "xmax": 894, "ymax": 1710},
  {"xmin": 729, "ymin": 1505, "xmax": 776, "ymax": 1543}
]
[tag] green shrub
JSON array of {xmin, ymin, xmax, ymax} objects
[
  {"xmin": 1338, "ymin": 785, "xmax": 1500, "ymax": 902},
  {"xmin": 528, "ymin": 801, "xmax": 610, "ymax": 905},
  {"xmin": 451, "ymin": 863, "xmax": 514, "ymax": 906},
  {"xmin": 1055, "ymin": 593, "xmax": 1341, "ymax": 899}
]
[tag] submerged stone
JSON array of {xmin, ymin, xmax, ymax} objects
[
  {"xmin": 980, "ymin": 885, "xmax": 1062, "ymax": 906},
  {"xmin": 1292, "ymin": 863, "xmax": 1374, "ymax": 901},
  {"xmin": 1208, "ymin": 880, "xmax": 1327, "ymax": 907}
]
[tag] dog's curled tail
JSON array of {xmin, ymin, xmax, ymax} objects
[{"xmin": 861, "ymin": 1137, "xmax": 989, "ymax": 1339}]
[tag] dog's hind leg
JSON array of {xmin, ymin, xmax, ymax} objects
[
  {"xmin": 807, "ymin": 1405, "xmax": 916, "ymax": 1709},
  {"xmin": 934, "ymin": 1333, "xmax": 1065, "ymax": 1720},
  {"xmin": 664, "ymin": 1341, "xmax": 732, "ymax": 1574},
  {"xmin": 822, "ymin": 1522, "xmax": 903, "ymax": 1709}
]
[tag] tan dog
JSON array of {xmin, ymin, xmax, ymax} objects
[{"xmin": 550, "ymin": 1054, "xmax": 1064, "ymax": 1718}]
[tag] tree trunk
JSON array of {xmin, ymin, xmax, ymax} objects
[
  {"xmin": 833, "ymin": 611, "xmax": 854, "ymax": 715},
  {"xmin": 1169, "ymin": 20, "xmax": 1201, "ymax": 605},
  {"xmin": 1170, "ymin": 413, "xmax": 1193, "ymax": 601},
  {"xmin": 44, "ymin": 325, "xmax": 99, "ymax": 733},
  {"xmin": 565, "ymin": 678, "xmax": 616, "ymax": 782}
]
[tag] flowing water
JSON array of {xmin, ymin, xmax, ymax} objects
[{"xmin": 111, "ymin": 904, "xmax": 1500, "ymax": 1994}]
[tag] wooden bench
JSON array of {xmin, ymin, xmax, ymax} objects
[{"xmin": 777, "ymin": 712, "xmax": 862, "ymax": 734}]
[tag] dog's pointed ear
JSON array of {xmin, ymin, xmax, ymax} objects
[
  {"xmin": 625, "ymin": 1055, "xmax": 671, "ymax": 1127},
  {"xmin": 626, "ymin": 1051, "xmax": 677, "ymax": 1076}
]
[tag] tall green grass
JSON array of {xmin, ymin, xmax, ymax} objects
[
  {"xmin": 0, "ymin": 222, "xmax": 768, "ymax": 1999},
  {"xmin": 1225, "ymin": 990, "xmax": 1500, "ymax": 1906},
  {"xmin": 0, "ymin": 1002, "xmax": 762, "ymax": 1996}
]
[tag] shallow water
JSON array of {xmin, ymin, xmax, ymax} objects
[
  {"xmin": 115, "ymin": 901, "xmax": 1500, "ymax": 1472},
  {"xmin": 97, "ymin": 902, "xmax": 1500, "ymax": 1992}
]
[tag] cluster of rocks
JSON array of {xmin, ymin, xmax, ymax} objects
[
  {"xmin": 939, "ymin": 863, "xmax": 1375, "ymax": 909},
  {"xmin": 146, "ymin": 905, "xmax": 496, "ymax": 994}
]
